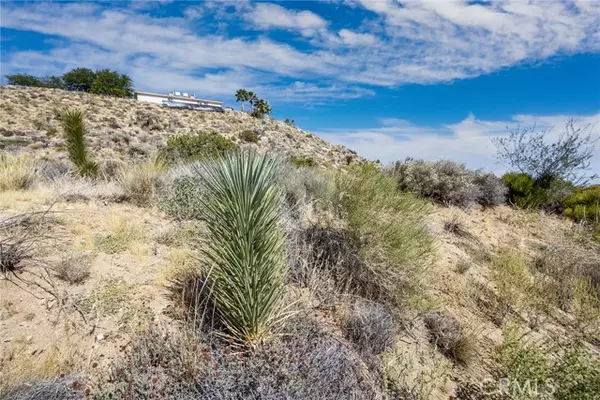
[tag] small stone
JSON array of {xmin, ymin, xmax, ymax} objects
[{"xmin": 95, "ymin": 334, "xmax": 105, "ymax": 342}]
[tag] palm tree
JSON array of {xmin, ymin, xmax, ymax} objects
[
  {"xmin": 235, "ymin": 89, "xmax": 249, "ymax": 112},
  {"xmin": 252, "ymin": 99, "xmax": 272, "ymax": 118},
  {"xmin": 247, "ymin": 91, "xmax": 258, "ymax": 112}
]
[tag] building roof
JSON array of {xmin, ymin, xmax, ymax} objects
[{"xmin": 135, "ymin": 90, "xmax": 222, "ymax": 105}]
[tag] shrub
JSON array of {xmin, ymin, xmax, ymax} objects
[
  {"xmin": 562, "ymin": 185, "xmax": 600, "ymax": 223},
  {"xmin": 389, "ymin": 159, "xmax": 505, "ymax": 208},
  {"xmin": 1, "ymin": 375, "xmax": 86, "ymax": 400},
  {"xmin": 60, "ymin": 108, "xmax": 98, "ymax": 178},
  {"xmin": 424, "ymin": 311, "xmax": 474, "ymax": 364},
  {"xmin": 6, "ymin": 73, "xmax": 46, "ymax": 87},
  {"xmin": 160, "ymin": 175, "xmax": 204, "ymax": 220},
  {"xmin": 238, "ymin": 129, "xmax": 259, "ymax": 143},
  {"xmin": 54, "ymin": 252, "xmax": 92, "ymax": 284},
  {"xmin": 93, "ymin": 317, "xmax": 382, "ymax": 399},
  {"xmin": 117, "ymin": 159, "xmax": 165, "ymax": 206},
  {"xmin": 341, "ymin": 299, "xmax": 396, "ymax": 356},
  {"xmin": 494, "ymin": 119, "xmax": 598, "ymax": 185},
  {"xmin": 159, "ymin": 133, "xmax": 237, "ymax": 164},
  {"xmin": 502, "ymin": 172, "xmax": 573, "ymax": 210},
  {"xmin": 499, "ymin": 325, "xmax": 600, "ymax": 400},
  {"xmin": 279, "ymin": 165, "xmax": 335, "ymax": 208},
  {"xmin": 198, "ymin": 152, "xmax": 288, "ymax": 343},
  {"xmin": 333, "ymin": 164, "xmax": 434, "ymax": 309},
  {"xmin": 0, "ymin": 153, "xmax": 37, "ymax": 191},
  {"xmin": 289, "ymin": 155, "xmax": 317, "ymax": 168}
]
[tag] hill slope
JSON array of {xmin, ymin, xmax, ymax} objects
[{"xmin": 0, "ymin": 86, "xmax": 360, "ymax": 166}]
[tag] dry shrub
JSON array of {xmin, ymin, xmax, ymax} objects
[
  {"xmin": 389, "ymin": 159, "xmax": 506, "ymax": 208},
  {"xmin": 424, "ymin": 311, "xmax": 475, "ymax": 364},
  {"xmin": 118, "ymin": 159, "xmax": 165, "ymax": 206},
  {"xmin": 0, "ymin": 152, "xmax": 37, "ymax": 191},
  {"xmin": 45, "ymin": 176, "xmax": 126, "ymax": 203},
  {"xmin": 92, "ymin": 317, "xmax": 383, "ymax": 399},
  {"xmin": 341, "ymin": 299, "xmax": 396, "ymax": 356},
  {"xmin": 0, "ymin": 376, "xmax": 86, "ymax": 400},
  {"xmin": 53, "ymin": 252, "xmax": 92, "ymax": 284},
  {"xmin": 533, "ymin": 242, "xmax": 600, "ymax": 325}
]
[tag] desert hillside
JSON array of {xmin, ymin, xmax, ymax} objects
[
  {"xmin": 0, "ymin": 86, "xmax": 360, "ymax": 167},
  {"xmin": 0, "ymin": 88, "xmax": 598, "ymax": 399}
]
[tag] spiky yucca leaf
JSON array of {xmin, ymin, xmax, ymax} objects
[
  {"xmin": 199, "ymin": 152, "xmax": 288, "ymax": 344},
  {"xmin": 60, "ymin": 108, "xmax": 98, "ymax": 177}
]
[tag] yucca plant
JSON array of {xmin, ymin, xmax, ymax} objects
[
  {"xmin": 199, "ymin": 152, "xmax": 288, "ymax": 344},
  {"xmin": 60, "ymin": 108, "xmax": 98, "ymax": 177}
]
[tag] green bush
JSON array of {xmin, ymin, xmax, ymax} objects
[
  {"xmin": 199, "ymin": 152, "xmax": 288, "ymax": 343},
  {"xmin": 159, "ymin": 134, "xmax": 237, "ymax": 164},
  {"xmin": 60, "ymin": 108, "xmax": 98, "ymax": 177},
  {"xmin": 562, "ymin": 185, "xmax": 600, "ymax": 222},
  {"xmin": 289, "ymin": 155, "xmax": 317, "ymax": 168},
  {"xmin": 62, "ymin": 67, "xmax": 96, "ymax": 91},
  {"xmin": 159, "ymin": 176, "xmax": 203, "ymax": 220},
  {"xmin": 333, "ymin": 164, "xmax": 434, "ymax": 309},
  {"xmin": 499, "ymin": 325, "xmax": 600, "ymax": 400},
  {"xmin": 238, "ymin": 130, "xmax": 259, "ymax": 143},
  {"xmin": 503, "ymin": 173, "xmax": 574, "ymax": 210}
]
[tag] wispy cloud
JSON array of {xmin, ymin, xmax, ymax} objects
[
  {"xmin": 318, "ymin": 112, "xmax": 600, "ymax": 177},
  {"xmin": 1, "ymin": 1, "xmax": 599, "ymax": 102}
]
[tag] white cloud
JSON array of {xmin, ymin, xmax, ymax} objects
[
  {"xmin": 1, "ymin": 1, "xmax": 599, "ymax": 103},
  {"xmin": 246, "ymin": 3, "xmax": 328, "ymax": 36},
  {"xmin": 318, "ymin": 112, "xmax": 600, "ymax": 178}
]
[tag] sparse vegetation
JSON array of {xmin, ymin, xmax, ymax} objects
[
  {"xmin": 117, "ymin": 158, "xmax": 165, "ymax": 206},
  {"xmin": 159, "ymin": 133, "xmax": 237, "ymax": 164},
  {"xmin": 341, "ymin": 299, "xmax": 396, "ymax": 356},
  {"xmin": 238, "ymin": 129, "xmax": 259, "ymax": 143},
  {"xmin": 160, "ymin": 174, "xmax": 204, "ymax": 220},
  {"xmin": 424, "ymin": 311, "xmax": 474, "ymax": 364},
  {"xmin": 60, "ymin": 108, "xmax": 98, "ymax": 177},
  {"xmin": 0, "ymin": 152, "xmax": 37, "ymax": 191},
  {"xmin": 54, "ymin": 252, "xmax": 92, "ymax": 284},
  {"xmin": 289, "ymin": 155, "xmax": 317, "ymax": 168}
]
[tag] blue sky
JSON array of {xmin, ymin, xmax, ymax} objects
[{"xmin": 1, "ymin": 0, "xmax": 599, "ymax": 175}]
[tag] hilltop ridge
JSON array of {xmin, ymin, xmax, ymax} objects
[{"xmin": 0, "ymin": 86, "xmax": 361, "ymax": 166}]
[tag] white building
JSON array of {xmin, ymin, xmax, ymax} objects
[{"xmin": 135, "ymin": 90, "xmax": 223, "ymax": 111}]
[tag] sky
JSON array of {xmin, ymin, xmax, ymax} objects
[{"xmin": 1, "ymin": 0, "xmax": 599, "ymax": 176}]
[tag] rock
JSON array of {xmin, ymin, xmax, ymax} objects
[{"xmin": 95, "ymin": 334, "xmax": 105, "ymax": 342}]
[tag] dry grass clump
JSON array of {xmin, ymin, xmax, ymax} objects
[
  {"xmin": 45, "ymin": 175, "xmax": 126, "ymax": 203},
  {"xmin": 0, "ymin": 376, "xmax": 86, "ymax": 400},
  {"xmin": 92, "ymin": 317, "xmax": 382, "ymax": 399},
  {"xmin": 424, "ymin": 311, "xmax": 475, "ymax": 364},
  {"xmin": 341, "ymin": 299, "xmax": 396, "ymax": 356},
  {"xmin": 93, "ymin": 223, "xmax": 140, "ymax": 254},
  {"xmin": 53, "ymin": 252, "xmax": 92, "ymax": 284},
  {"xmin": 0, "ymin": 152, "xmax": 37, "ymax": 191},
  {"xmin": 74, "ymin": 278, "xmax": 133, "ymax": 316},
  {"xmin": 117, "ymin": 159, "xmax": 165, "ymax": 206}
]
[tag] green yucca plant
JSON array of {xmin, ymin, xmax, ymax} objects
[
  {"xmin": 199, "ymin": 152, "xmax": 288, "ymax": 344},
  {"xmin": 60, "ymin": 108, "xmax": 98, "ymax": 177}
]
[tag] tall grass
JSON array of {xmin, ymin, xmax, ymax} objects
[
  {"xmin": 199, "ymin": 152, "xmax": 288, "ymax": 344},
  {"xmin": 60, "ymin": 108, "xmax": 98, "ymax": 177},
  {"xmin": 0, "ymin": 152, "xmax": 36, "ymax": 191},
  {"xmin": 334, "ymin": 164, "xmax": 434, "ymax": 310}
]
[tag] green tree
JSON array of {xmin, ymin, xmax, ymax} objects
[
  {"xmin": 62, "ymin": 68, "xmax": 96, "ymax": 91},
  {"xmin": 60, "ymin": 108, "xmax": 98, "ymax": 177},
  {"xmin": 6, "ymin": 74, "xmax": 46, "ymax": 87},
  {"xmin": 41, "ymin": 76, "xmax": 65, "ymax": 89},
  {"xmin": 235, "ymin": 89, "xmax": 250, "ymax": 112},
  {"xmin": 251, "ymin": 98, "xmax": 272, "ymax": 118},
  {"xmin": 90, "ymin": 69, "xmax": 134, "ymax": 97}
]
